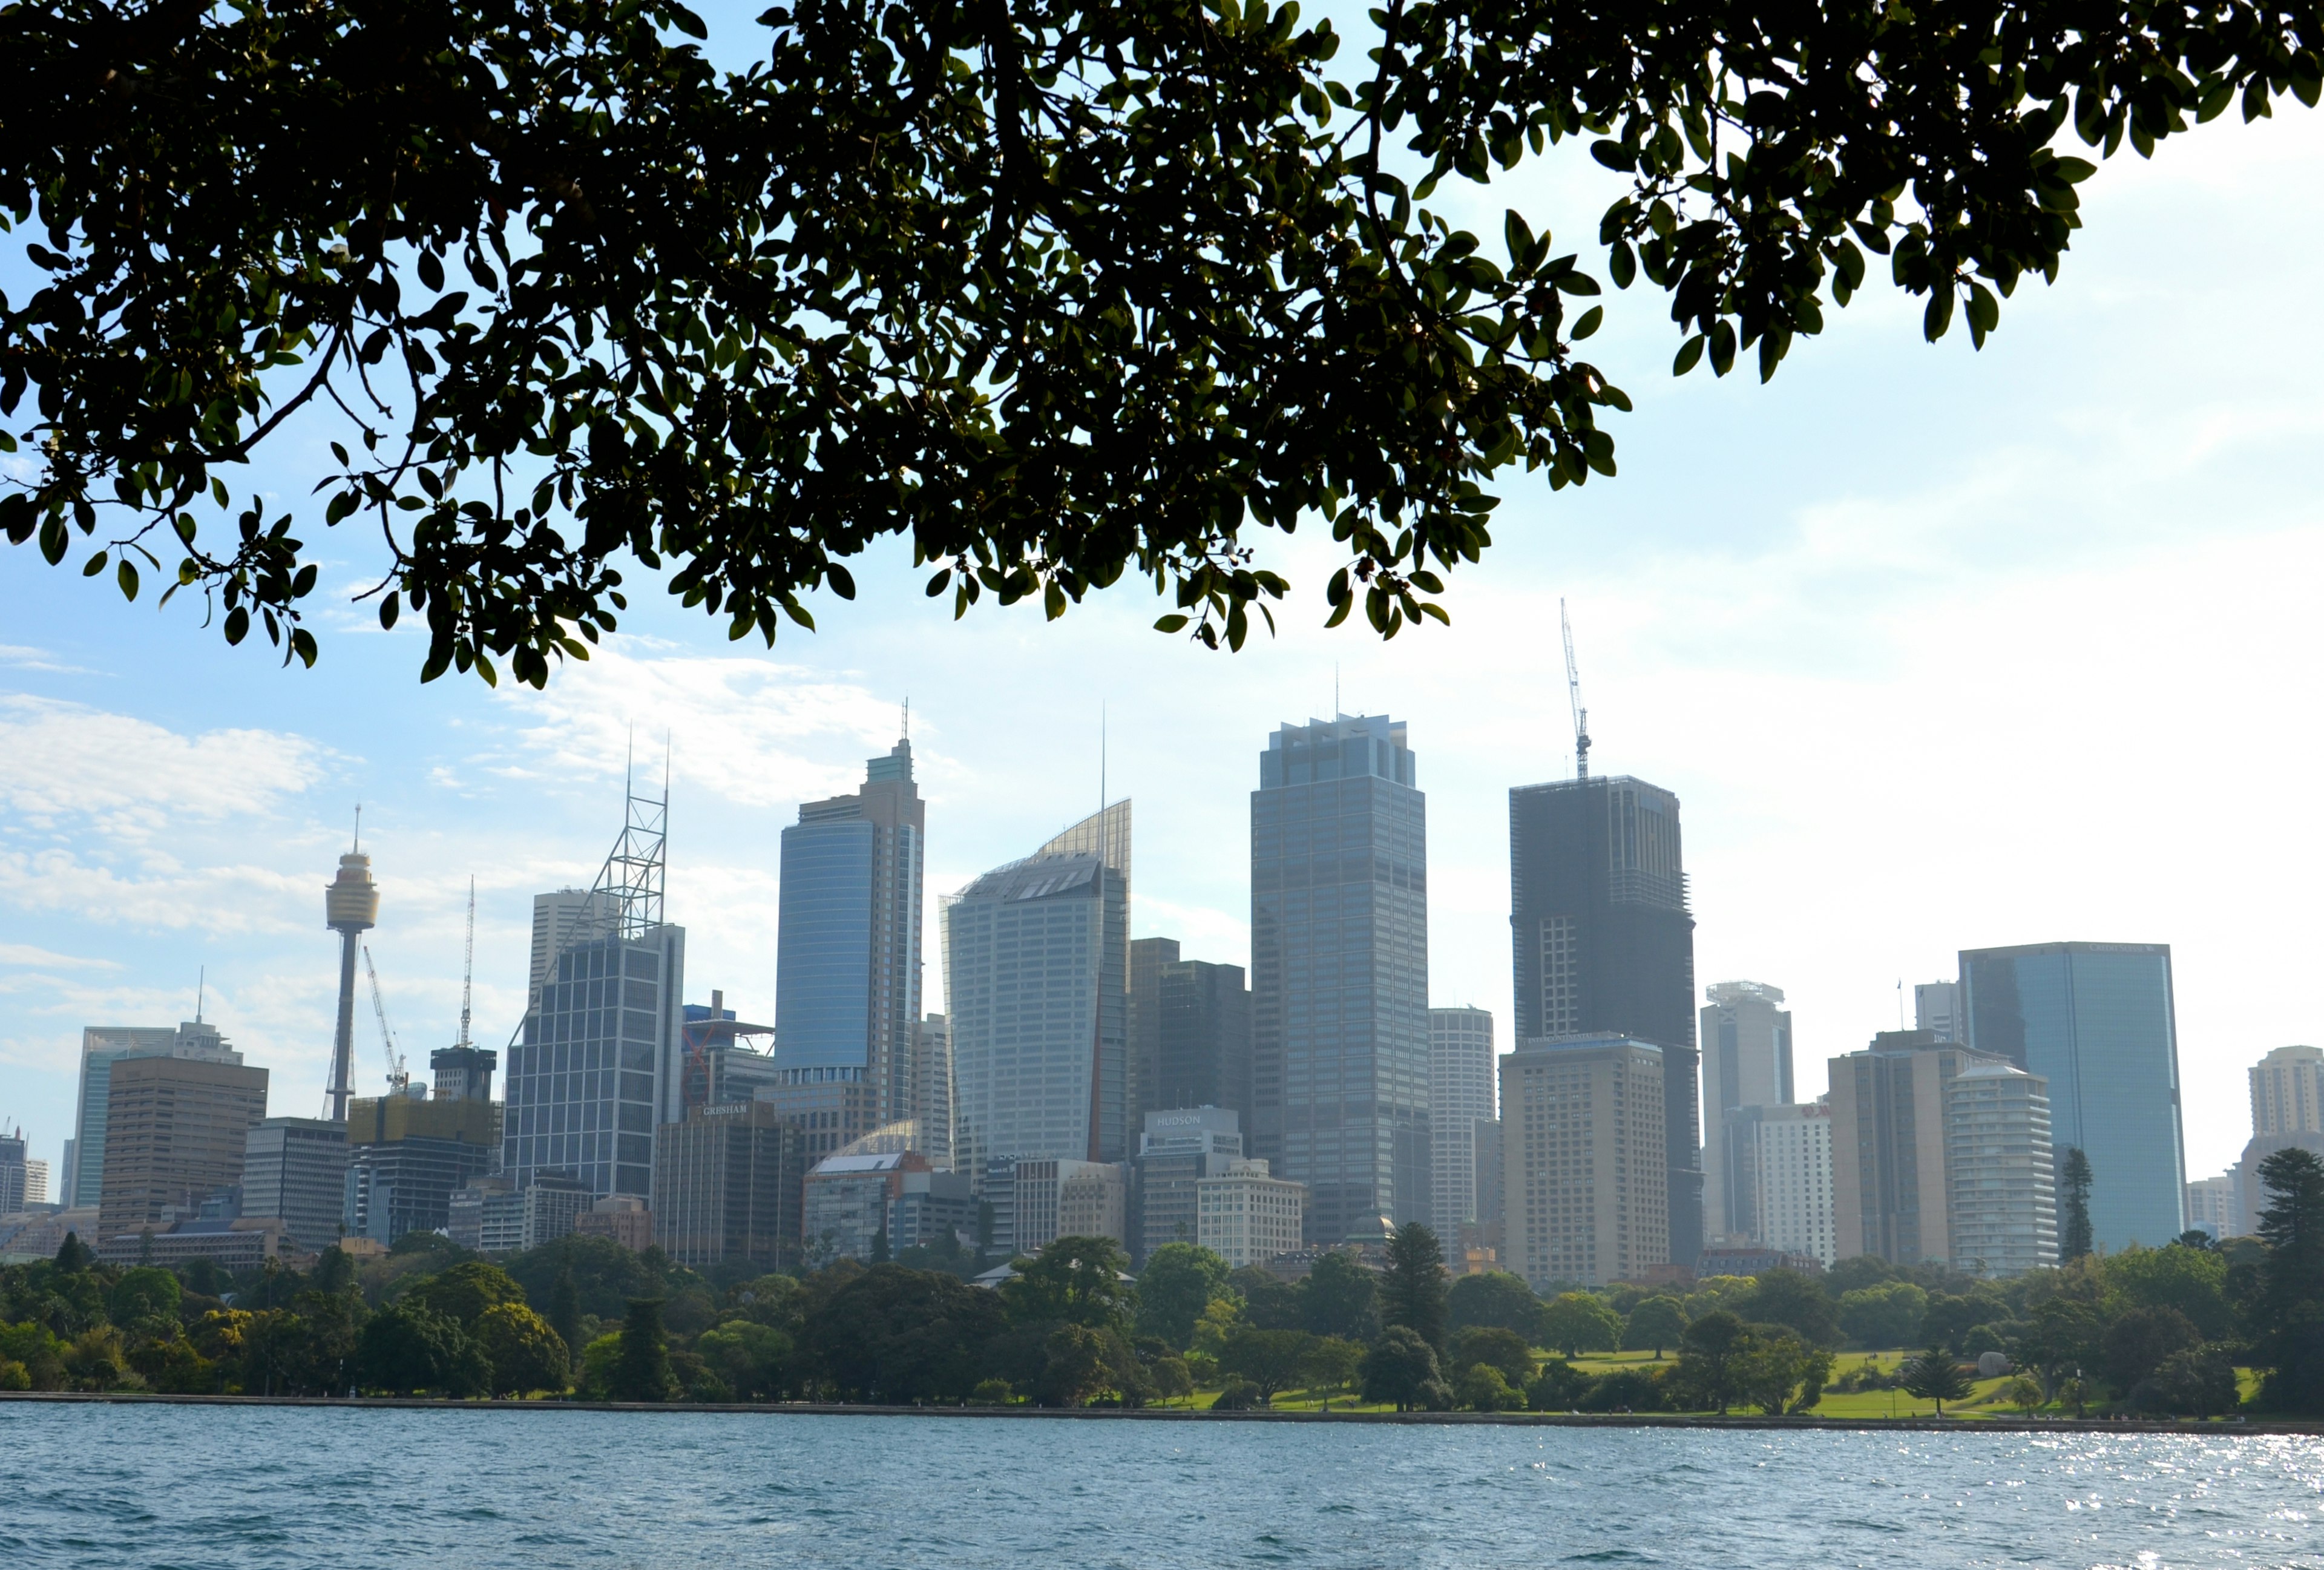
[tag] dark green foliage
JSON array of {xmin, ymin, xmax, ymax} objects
[
  {"xmin": 108, "ymin": 1267, "xmax": 182, "ymax": 1327},
  {"xmin": 476, "ymin": 1302, "xmax": 571, "ymax": 1396},
  {"xmin": 1741, "ymin": 1269, "xmax": 1840, "ymax": 1347},
  {"xmin": 51, "ymin": 1233, "xmax": 94, "ymax": 1273},
  {"xmin": 501, "ymin": 1235, "xmax": 686, "ymax": 1323},
  {"xmin": 1670, "ymin": 1310, "xmax": 1751, "ymax": 1414},
  {"xmin": 403, "ymin": 1260, "xmax": 526, "ymax": 1329},
  {"xmin": 1034, "ymin": 1324, "xmax": 1112, "ymax": 1408},
  {"xmin": 548, "ymin": 1267, "xmax": 582, "ymax": 1371},
  {"xmin": 1001, "ymin": 1237, "xmax": 1134, "ymax": 1334},
  {"xmin": 2101, "ymin": 1305, "xmax": 2200, "ymax": 1394},
  {"xmin": 1219, "ymin": 1328, "xmax": 1315, "ymax": 1405},
  {"xmin": 1210, "ymin": 1379, "xmax": 1264, "ymax": 1411},
  {"xmin": 2131, "ymin": 1348, "xmax": 2239, "ymax": 1417},
  {"xmin": 1526, "ymin": 1358, "xmax": 1590, "ymax": 1411},
  {"xmin": 1575, "ymin": 1366, "xmax": 1666, "ymax": 1413},
  {"xmin": 1454, "ymin": 1362, "xmax": 1527, "ymax": 1411},
  {"xmin": 1301, "ymin": 1249, "xmax": 1380, "ymax": 1341},
  {"xmin": 2251, "ymin": 1148, "xmax": 2324, "ymax": 1414},
  {"xmin": 356, "ymin": 1299, "xmax": 485, "ymax": 1396},
  {"xmin": 1919, "ymin": 1289, "xmax": 2008, "ymax": 1356},
  {"xmin": 1451, "ymin": 1325, "xmax": 1535, "ymax": 1387},
  {"xmin": 1899, "ymin": 1346, "xmax": 1973, "ymax": 1414},
  {"xmin": 1134, "ymin": 1243, "xmax": 1233, "ymax": 1350},
  {"xmin": 7, "ymin": 1, "xmax": 2308, "ymax": 686},
  {"xmin": 2060, "ymin": 1149, "xmax": 2096, "ymax": 1262},
  {"xmin": 1359, "ymin": 1324, "xmax": 1443, "ymax": 1411},
  {"xmin": 609, "ymin": 1299, "xmax": 678, "ymax": 1403},
  {"xmin": 1838, "ymin": 1281, "xmax": 1928, "ymax": 1349},
  {"xmin": 1229, "ymin": 1265, "xmax": 1305, "ymax": 1331},
  {"xmin": 1620, "ymin": 1295, "xmax": 1687, "ymax": 1358},
  {"xmin": 870, "ymin": 1225, "xmax": 891, "ymax": 1266},
  {"xmin": 1378, "ymin": 1224, "xmax": 1449, "ymax": 1349},
  {"xmin": 1539, "ymin": 1292, "xmax": 1623, "ymax": 1357},
  {"xmin": 1448, "ymin": 1270, "xmax": 1544, "ymax": 1342},
  {"xmin": 800, "ymin": 1264, "xmax": 1006, "ymax": 1403},
  {"xmin": 696, "ymin": 1319, "xmax": 792, "ymax": 1401},
  {"xmin": 1734, "ymin": 1325, "xmax": 1834, "ymax": 1416}
]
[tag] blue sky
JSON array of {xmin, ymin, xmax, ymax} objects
[{"xmin": 4, "ymin": 29, "xmax": 2319, "ymax": 1194}]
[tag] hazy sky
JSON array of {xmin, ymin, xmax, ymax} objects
[{"xmin": 4, "ymin": 37, "xmax": 2319, "ymax": 1194}]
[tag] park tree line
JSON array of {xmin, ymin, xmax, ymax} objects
[{"xmin": 4, "ymin": 1151, "xmax": 2316, "ymax": 1416}]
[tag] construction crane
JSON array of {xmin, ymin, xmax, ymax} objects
[
  {"xmin": 360, "ymin": 942, "xmax": 409, "ymax": 1092},
  {"xmin": 1561, "ymin": 598, "xmax": 1592, "ymax": 779},
  {"xmin": 457, "ymin": 876, "xmax": 475, "ymax": 1049}
]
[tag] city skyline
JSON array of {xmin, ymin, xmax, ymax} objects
[{"xmin": 6, "ymin": 105, "xmax": 2323, "ymax": 1186}]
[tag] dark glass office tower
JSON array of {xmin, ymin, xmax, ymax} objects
[
  {"xmin": 775, "ymin": 735, "xmax": 925, "ymax": 1131},
  {"xmin": 1250, "ymin": 714, "xmax": 1430, "ymax": 1243},
  {"xmin": 1958, "ymin": 941, "xmax": 2186, "ymax": 1250},
  {"xmin": 1509, "ymin": 774, "xmax": 1701, "ymax": 1266}
]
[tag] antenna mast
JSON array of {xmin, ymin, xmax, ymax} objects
[
  {"xmin": 1561, "ymin": 599, "xmax": 1591, "ymax": 779},
  {"xmin": 458, "ymin": 877, "xmax": 476, "ymax": 1049}
]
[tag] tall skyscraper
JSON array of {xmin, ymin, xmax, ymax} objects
[
  {"xmin": 347, "ymin": 1052, "xmax": 498, "ymax": 1243},
  {"xmin": 1250, "ymin": 714, "xmax": 1430, "ymax": 1243},
  {"xmin": 913, "ymin": 1013, "xmax": 955, "ymax": 1169},
  {"xmin": 1828, "ymin": 1029, "xmax": 2055, "ymax": 1274},
  {"xmin": 95, "ymin": 1054, "xmax": 269, "ymax": 1240},
  {"xmin": 1129, "ymin": 938, "xmax": 1177, "ymax": 1136},
  {"xmin": 1143, "ymin": 950, "xmax": 1253, "ymax": 1129},
  {"xmin": 531, "ymin": 889, "xmax": 617, "ymax": 996},
  {"xmin": 1942, "ymin": 1060, "xmax": 2058, "ymax": 1276},
  {"xmin": 69, "ymin": 1021, "xmax": 235, "ymax": 1216},
  {"xmin": 1721, "ymin": 1102, "xmax": 1836, "ymax": 1266},
  {"xmin": 1509, "ymin": 772, "xmax": 1700, "ymax": 1266},
  {"xmin": 776, "ymin": 735, "xmax": 926, "ymax": 1132},
  {"xmin": 324, "ymin": 847, "xmax": 380, "ymax": 1123},
  {"xmin": 1698, "ymin": 980, "xmax": 1792, "ymax": 1247},
  {"xmin": 653, "ymin": 1100, "xmax": 809, "ymax": 1268},
  {"xmin": 1428, "ymin": 1006, "xmax": 1495, "ymax": 1244},
  {"xmin": 0, "ymin": 1128, "xmax": 37, "ymax": 1213},
  {"xmin": 1500, "ymin": 1034, "xmax": 1670, "ymax": 1289},
  {"xmin": 1958, "ymin": 941, "xmax": 2187, "ymax": 1250},
  {"xmin": 1915, "ymin": 980, "xmax": 1965, "ymax": 1043},
  {"xmin": 945, "ymin": 802, "xmax": 1131, "ymax": 1177},
  {"xmin": 240, "ymin": 1117, "xmax": 349, "ymax": 1252},
  {"xmin": 2250, "ymin": 1045, "xmax": 2323, "ymax": 1136}
]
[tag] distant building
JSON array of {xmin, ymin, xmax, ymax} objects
[
  {"xmin": 1196, "ymin": 1158, "xmax": 1306, "ymax": 1268},
  {"xmin": 2184, "ymin": 1172, "xmax": 2239, "ymax": 1240},
  {"xmin": 1830, "ymin": 1030, "xmax": 2055, "ymax": 1275},
  {"xmin": 888, "ymin": 1168, "xmax": 976, "ymax": 1253},
  {"xmin": 0, "ymin": 1130, "xmax": 42, "ymax": 1213},
  {"xmin": 1428, "ymin": 1007, "xmax": 1495, "ymax": 1246},
  {"xmin": 1958, "ymin": 941, "xmax": 2186, "ymax": 1250},
  {"xmin": 450, "ymin": 1172, "xmax": 592, "ymax": 1255},
  {"xmin": 1914, "ymin": 980, "xmax": 1965, "ymax": 1044},
  {"xmin": 505, "ymin": 911, "xmax": 684, "ymax": 1204},
  {"xmin": 95, "ymin": 1053, "xmax": 269, "ymax": 1240},
  {"xmin": 1500, "ymin": 1034, "xmax": 1670, "ymax": 1290},
  {"xmin": 1942, "ymin": 1060, "xmax": 2058, "ymax": 1277},
  {"xmin": 344, "ymin": 1086, "xmax": 496, "ymax": 1244},
  {"xmin": 1251, "ymin": 714, "xmax": 1430, "ymax": 1243},
  {"xmin": 804, "ymin": 1150, "xmax": 933, "ymax": 1262},
  {"xmin": 70, "ymin": 1020, "xmax": 238, "ymax": 1216},
  {"xmin": 2251, "ymin": 1045, "xmax": 2323, "ymax": 1137},
  {"xmin": 58, "ymin": 1140, "xmax": 75, "ymax": 1209},
  {"xmin": 653, "ymin": 1100, "xmax": 810, "ymax": 1269},
  {"xmin": 1133, "ymin": 939, "xmax": 1254, "ymax": 1145},
  {"xmin": 1009, "ymin": 1157, "xmax": 1129, "ymax": 1253},
  {"xmin": 945, "ymin": 803, "xmax": 1132, "ymax": 1177},
  {"xmin": 1696, "ymin": 1244, "xmax": 1823, "ymax": 1278},
  {"xmin": 776, "ymin": 735, "xmax": 928, "ymax": 1138},
  {"xmin": 1471, "ymin": 1116, "xmax": 1503, "ymax": 1256},
  {"xmin": 531, "ymin": 888, "xmax": 618, "ymax": 996},
  {"xmin": 754, "ymin": 1071, "xmax": 878, "ymax": 1167},
  {"xmin": 1699, "ymin": 981, "xmax": 1792, "ymax": 1247},
  {"xmin": 1132, "ymin": 1106, "xmax": 1244, "ymax": 1264},
  {"xmin": 1508, "ymin": 772, "xmax": 1701, "ymax": 1268},
  {"xmin": 240, "ymin": 1117, "xmax": 349, "ymax": 1253},
  {"xmin": 675, "ymin": 993, "xmax": 780, "ymax": 1115},
  {"xmin": 981, "ymin": 1155, "xmax": 1019, "ymax": 1258},
  {"xmin": 575, "ymin": 1195, "xmax": 654, "ymax": 1252},
  {"xmin": 96, "ymin": 1217, "xmax": 301, "ymax": 1271},
  {"xmin": 913, "ymin": 1014, "xmax": 956, "ymax": 1171},
  {"xmin": 1721, "ymin": 1102, "xmax": 1835, "ymax": 1267}
]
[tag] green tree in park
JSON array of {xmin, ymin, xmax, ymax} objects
[
  {"xmin": 1734, "ymin": 1326, "xmax": 1833, "ymax": 1416},
  {"xmin": 696, "ymin": 1320, "xmax": 792, "ymax": 1402},
  {"xmin": 1900, "ymin": 1345, "xmax": 1973, "ymax": 1416},
  {"xmin": 1361, "ymin": 1325, "xmax": 1445, "ymax": 1411},
  {"xmin": 548, "ymin": 1267, "xmax": 583, "ymax": 1371},
  {"xmin": 1621, "ymin": 1296, "xmax": 1687, "ymax": 1359},
  {"xmin": 2004, "ymin": 1375, "xmax": 2046, "ymax": 1416},
  {"xmin": 1303, "ymin": 1335, "xmax": 1365, "ymax": 1410},
  {"xmin": 405, "ymin": 1261, "xmax": 527, "ymax": 1330},
  {"xmin": 608, "ymin": 1299, "xmax": 678, "ymax": 1403},
  {"xmin": 1452, "ymin": 1325, "xmax": 1537, "ymax": 1388},
  {"xmin": 1219, "ymin": 1328, "xmax": 1315, "ymax": 1407},
  {"xmin": 1447, "ymin": 1271, "xmax": 1544, "ymax": 1342},
  {"xmin": 1741, "ymin": 1269, "xmax": 1840, "ymax": 1347},
  {"xmin": 1539, "ymin": 1292, "xmax": 1623, "ymax": 1358},
  {"xmin": 19, "ymin": 4, "xmax": 2305, "ymax": 683},
  {"xmin": 1301, "ymin": 1249, "xmax": 1380, "ymax": 1341},
  {"xmin": 1034, "ymin": 1324, "xmax": 1112, "ymax": 1408},
  {"xmin": 1133, "ymin": 1243, "xmax": 1233, "ymax": 1350},
  {"xmin": 801, "ymin": 1263, "xmax": 1005, "ymax": 1404},
  {"xmin": 2060, "ymin": 1149, "xmax": 2096, "ymax": 1263},
  {"xmin": 2252, "ymin": 1146, "xmax": 2324, "ymax": 1413},
  {"xmin": 476, "ymin": 1302, "xmax": 571, "ymax": 1396},
  {"xmin": 1839, "ymin": 1282, "xmax": 1929, "ymax": 1350},
  {"xmin": 356, "ymin": 1300, "xmax": 485, "ymax": 1397},
  {"xmin": 1377, "ymin": 1224, "xmax": 1449, "ymax": 1350},
  {"xmin": 1002, "ymin": 1237, "xmax": 1135, "ymax": 1335},
  {"xmin": 1671, "ymin": 1310, "xmax": 1753, "ymax": 1414}
]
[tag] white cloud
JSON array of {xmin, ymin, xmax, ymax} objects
[
  {"xmin": 0, "ymin": 942, "xmax": 121, "ymax": 970},
  {"xmin": 0, "ymin": 695, "xmax": 327, "ymax": 838}
]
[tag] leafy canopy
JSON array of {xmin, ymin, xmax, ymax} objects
[{"xmin": 6, "ymin": 1, "xmax": 2315, "ymax": 684}]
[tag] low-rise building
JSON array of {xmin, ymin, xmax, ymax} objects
[
  {"xmin": 96, "ymin": 1217, "xmax": 303, "ymax": 1271},
  {"xmin": 576, "ymin": 1195, "xmax": 653, "ymax": 1251},
  {"xmin": 803, "ymin": 1150, "xmax": 931, "ymax": 1261},
  {"xmin": 888, "ymin": 1168, "xmax": 976, "ymax": 1252},
  {"xmin": 1009, "ymin": 1158, "xmax": 1130, "ymax": 1253},
  {"xmin": 1195, "ymin": 1158, "xmax": 1305, "ymax": 1268},
  {"xmin": 2185, "ymin": 1172, "xmax": 2239, "ymax": 1240}
]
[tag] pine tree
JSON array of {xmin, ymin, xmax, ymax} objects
[
  {"xmin": 608, "ymin": 1299, "xmax": 676, "ymax": 1403},
  {"xmin": 2253, "ymin": 1148, "xmax": 2324, "ymax": 1414},
  {"xmin": 549, "ymin": 1267, "xmax": 582, "ymax": 1372},
  {"xmin": 1900, "ymin": 1345, "xmax": 1972, "ymax": 1416},
  {"xmin": 2060, "ymin": 1148, "xmax": 2095, "ymax": 1262},
  {"xmin": 1378, "ymin": 1224, "xmax": 1449, "ymax": 1349}
]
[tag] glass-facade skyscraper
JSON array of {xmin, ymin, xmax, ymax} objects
[
  {"xmin": 775, "ymin": 736, "xmax": 926, "ymax": 1132},
  {"xmin": 1509, "ymin": 773, "xmax": 1701, "ymax": 1266},
  {"xmin": 1250, "ymin": 714, "xmax": 1430, "ymax": 1244},
  {"xmin": 1958, "ymin": 941, "xmax": 2185, "ymax": 1250},
  {"xmin": 944, "ymin": 803, "xmax": 1131, "ymax": 1177}
]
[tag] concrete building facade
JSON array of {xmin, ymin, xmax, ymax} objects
[
  {"xmin": 653, "ymin": 1100, "xmax": 809, "ymax": 1268},
  {"xmin": 1132, "ymin": 1106, "xmax": 1245, "ymax": 1264},
  {"xmin": 1722, "ymin": 1102, "xmax": 1835, "ymax": 1266},
  {"xmin": 1500, "ymin": 1035, "xmax": 1669, "ymax": 1290},
  {"xmin": 69, "ymin": 1022, "xmax": 237, "ymax": 1211},
  {"xmin": 1196, "ymin": 1158, "xmax": 1306, "ymax": 1268},
  {"xmin": 95, "ymin": 1053, "xmax": 269, "ymax": 1239},
  {"xmin": 1942, "ymin": 1060, "xmax": 2058, "ymax": 1276},
  {"xmin": 240, "ymin": 1117, "xmax": 349, "ymax": 1253},
  {"xmin": 1699, "ymin": 980, "xmax": 1793, "ymax": 1248},
  {"xmin": 1428, "ymin": 1006, "xmax": 1495, "ymax": 1245}
]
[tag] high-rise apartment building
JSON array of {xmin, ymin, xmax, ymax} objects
[
  {"xmin": 95, "ymin": 1054, "xmax": 269, "ymax": 1240},
  {"xmin": 2185, "ymin": 1172, "xmax": 2240, "ymax": 1239},
  {"xmin": 1509, "ymin": 773, "xmax": 1701, "ymax": 1267},
  {"xmin": 776, "ymin": 736, "xmax": 927, "ymax": 1138},
  {"xmin": 1250, "ymin": 714, "xmax": 1429, "ymax": 1243},
  {"xmin": 2251, "ymin": 1045, "xmax": 2323, "ymax": 1136},
  {"xmin": 1830, "ymin": 1030, "xmax": 1972, "ymax": 1268},
  {"xmin": 1500, "ymin": 1035, "xmax": 1670, "ymax": 1290},
  {"xmin": 503, "ymin": 917, "xmax": 684, "ymax": 1201},
  {"xmin": 69, "ymin": 1021, "xmax": 237, "ymax": 1215},
  {"xmin": 945, "ymin": 803, "xmax": 1131, "ymax": 1177},
  {"xmin": 1958, "ymin": 941, "xmax": 2186, "ymax": 1250},
  {"xmin": 1132, "ymin": 940, "xmax": 1253, "ymax": 1136},
  {"xmin": 1915, "ymin": 980, "xmax": 1965, "ymax": 1043},
  {"xmin": 1720, "ymin": 1102, "xmax": 1835, "ymax": 1265},
  {"xmin": 1699, "ymin": 980, "xmax": 1792, "ymax": 1247},
  {"xmin": 654, "ymin": 1100, "xmax": 809, "ymax": 1268},
  {"xmin": 1942, "ymin": 1060, "xmax": 2058, "ymax": 1276},
  {"xmin": 1428, "ymin": 1007, "xmax": 1496, "ymax": 1244},
  {"xmin": 240, "ymin": 1117, "xmax": 349, "ymax": 1252}
]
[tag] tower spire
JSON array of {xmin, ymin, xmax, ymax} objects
[{"xmin": 1561, "ymin": 599, "xmax": 1592, "ymax": 780}]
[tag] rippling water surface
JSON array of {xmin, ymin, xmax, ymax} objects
[{"xmin": 5, "ymin": 1406, "xmax": 2320, "ymax": 1569}]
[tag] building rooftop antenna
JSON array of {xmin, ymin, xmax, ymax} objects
[
  {"xmin": 458, "ymin": 876, "xmax": 476, "ymax": 1050},
  {"xmin": 1561, "ymin": 599, "xmax": 1592, "ymax": 780},
  {"xmin": 195, "ymin": 965, "xmax": 205, "ymax": 1024},
  {"xmin": 901, "ymin": 695, "xmax": 910, "ymax": 743}
]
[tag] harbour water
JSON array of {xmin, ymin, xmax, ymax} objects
[{"xmin": 4, "ymin": 1406, "xmax": 2319, "ymax": 1568}]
